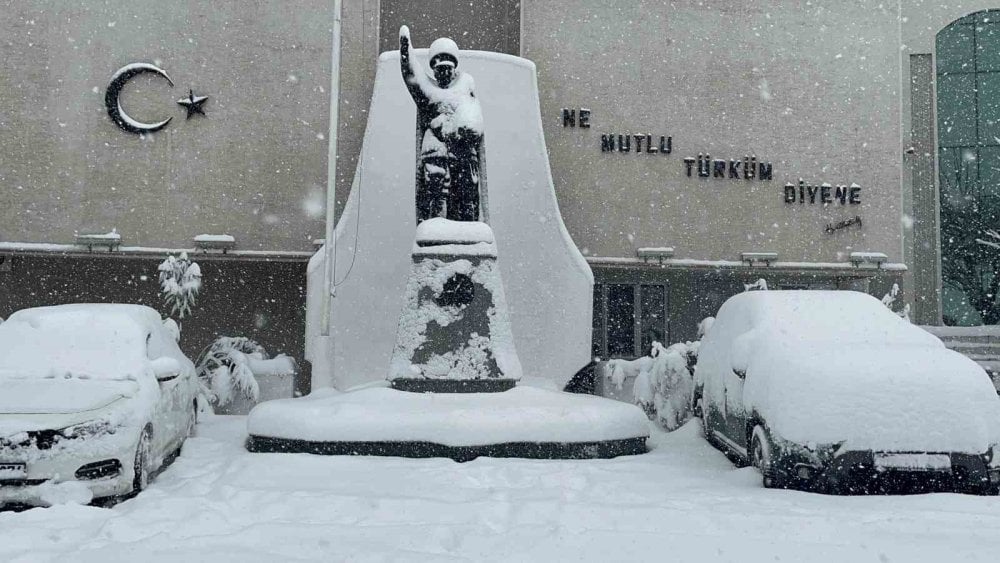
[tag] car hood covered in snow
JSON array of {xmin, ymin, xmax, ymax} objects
[
  {"xmin": 0, "ymin": 378, "xmax": 138, "ymax": 415},
  {"xmin": 744, "ymin": 342, "xmax": 1000, "ymax": 453}
]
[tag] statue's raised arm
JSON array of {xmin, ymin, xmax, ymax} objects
[{"xmin": 399, "ymin": 26, "xmax": 428, "ymax": 106}]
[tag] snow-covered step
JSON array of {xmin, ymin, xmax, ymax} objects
[
  {"xmin": 943, "ymin": 342, "xmax": 1000, "ymax": 358},
  {"xmin": 919, "ymin": 326, "xmax": 1000, "ymax": 393}
]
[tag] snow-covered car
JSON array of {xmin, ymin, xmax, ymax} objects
[
  {"xmin": 0, "ymin": 304, "xmax": 198, "ymax": 507},
  {"xmin": 692, "ymin": 290, "xmax": 1000, "ymax": 494}
]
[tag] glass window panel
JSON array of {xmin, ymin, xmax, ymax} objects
[
  {"xmin": 979, "ymin": 73, "xmax": 1000, "ymax": 144},
  {"xmin": 979, "ymin": 146, "xmax": 1000, "ymax": 198},
  {"xmin": 639, "ymin": 285, "xmax": 666, "ymax": 354},
  {"xmin": 591, "ymin": 284, "xmax": 605, "ymax": 358},
  {"xmin": 939, "ymin": 147, "xmax": 980, "ymax": 199},
  {"xmin": 977, "ymin": 10, "xmax": 1000, "ymax": 25},
  {"xmin": 937, "ymin": 23, "xmax": 975, "ymax": 74},
  {"xmin": 607, "ymin": 284, "xmax": 635, "ymax": 357},
  {"xmin": 937, "ymin": 73, "xmax": 978, "ymax": 147},
  {"xmin": 976, "ymin": 22, "xmax": 1000, "ymax": 71},
  {"xmin": 938, "ymin": 10, "xmax": 1000, "ymax": 328}
]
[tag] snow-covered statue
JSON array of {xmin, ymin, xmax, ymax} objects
[{"xmin": 399, "ymin": 25, "xmax": 486, "ymax": 224}]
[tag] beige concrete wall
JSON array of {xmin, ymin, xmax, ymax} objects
[
  {"xmin": 334, "ymin": 0, "xmax": 380, "ymax": 217},
  {"xmin": 0, "ymin": 1, "xmax": 334, "ymax": 251},
  {"xmin": 523, "ymin": 0, "xmax": 902, "ymax": 263},
  {"xmin": 0, "ymin": 1, "xmax": 914, "ymax": 264}
]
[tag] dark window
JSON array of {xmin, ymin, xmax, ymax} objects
[
  {"xmin": 592, "ymin": 282, "xmax": 668, "ymax": 359},
  {"xmin": 591, "ymin": 284, "xmax": 605, "ymax": 358},
  {"xmin": 606, "ymin": 284, "xmax": 635, "ymax": 357},
  {"xmin": 640, "ymin": 285, "xmax": 666, "ymax": 353}
]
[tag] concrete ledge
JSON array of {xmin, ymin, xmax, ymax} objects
[
  {"xmin": 0, "ymin": 242, "xmax": 312, "ymax": 262},
  {"xmin": 245, "ymin": 435, "xmax": 647, "ymax": 462},
  {"xmin": 390, "ymin": 378, "xmax": 517, "ymax": 393},
  {"xmin": 586, "ymin": 255, "xmax": 908, "ymax": 273}
]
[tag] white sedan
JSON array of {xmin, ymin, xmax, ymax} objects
[{"xmin": 0, "ymin": 304, "xmax": 198, "ymax": 507}]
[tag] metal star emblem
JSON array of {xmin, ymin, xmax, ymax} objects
[{"xmin": 177, "ymin": 89, "xmax": 209, "ymax": 118}]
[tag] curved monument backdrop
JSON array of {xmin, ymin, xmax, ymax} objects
[{"xmin": 307, "ymin": 49, "xmax": 593, "ymax": 391}]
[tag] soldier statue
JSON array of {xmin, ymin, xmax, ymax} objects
[{"xmin": 399, "ymin": 25, "xmax": 487, "ymax": 224}]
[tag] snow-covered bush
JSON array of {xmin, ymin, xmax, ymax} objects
[
  {"xmin": 196, "ymin": 336, "xmax": 296, "ymax": 408},
  {"xmin": 630, "ymin": 342, "xmax": 696, "ymax": 430},
  {"xmin": 158, "ymin": 252, "xmax": 202, "ymax": 318},
  {"xmin": 881, "ymin": 283, "xmax": 911, "ymax": 322},
  {"xmin": 744, "ymin": 278, "xmax": 769, "ymax": 291},
  {"xmin": 606, "ymin": 317, "xmax": 713, "ymax": 431}
]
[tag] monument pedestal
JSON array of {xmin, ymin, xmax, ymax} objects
[{"xmin": 388, "ymin": 219, "xmax": 521, "ymax": 392}]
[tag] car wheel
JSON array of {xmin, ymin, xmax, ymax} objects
[
  {"xmin": 750, "ymin": 425, "xmax": 786, "ymax": 489},
  {"xmin": 132, "ymin": 426, "xmax": 153, "ymax": 494}
]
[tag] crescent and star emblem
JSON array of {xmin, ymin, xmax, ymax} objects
[{"xmin": 105, "ymin": 63, "xmax": 209, "ymax": 134}]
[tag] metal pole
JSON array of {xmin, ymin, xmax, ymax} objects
[{"xmin": 321, "ymin": 0, "xmax": 343, "ymax": 337}]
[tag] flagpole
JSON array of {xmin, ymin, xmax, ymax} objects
[{"xmin": 321, "ymin": 0, "xmax": 343, "ymax": 339}]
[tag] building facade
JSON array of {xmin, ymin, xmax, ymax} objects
[{"xmin": 0, "ymin": 1, "xmax": 991, "ymax": 388}]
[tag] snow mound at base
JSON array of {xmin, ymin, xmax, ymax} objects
[{"xmin": 247, "ymin": 386, "xmax": 649, "ymax": 447}]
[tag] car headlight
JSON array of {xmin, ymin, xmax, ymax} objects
[{"xmin": 61, "ymin": 419, "xmax": 116, "ymax": 440}]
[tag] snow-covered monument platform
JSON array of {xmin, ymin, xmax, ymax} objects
[
  {"xmin": 246, "ymin": 386, "xmax": 649, "ymax": 461},
  {"xmin": 246, "ymin": 33, "xmax": 649, "ymax": 461}
]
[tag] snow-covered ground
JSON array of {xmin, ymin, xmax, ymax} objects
[{"xmin": 3, "ymin": 415, "xmax": 1000, "ymax": 562}]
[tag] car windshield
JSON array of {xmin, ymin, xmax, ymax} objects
[{"xmin": 0, "ymin": 308, "xmax": 151, "ymax": 381}]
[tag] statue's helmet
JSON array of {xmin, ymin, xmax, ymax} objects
[{"xmin": 428, "ymin": 37, "xmax": 459, "ymax": 68}]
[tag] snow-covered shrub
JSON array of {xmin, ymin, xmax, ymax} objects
[
  {"xmin": 606, "ymin": 317, "xmax": 713, "ymax": 431},
  {"xmin": 196, "ymin": 336, "xmax": 296, "ymax": 408},
  {"xmin": 744, "ymin": 278, "xmax": 769, "ymax": 291},
  {"xmin": 881, "ymin": 283, "xmax": 911, "ymax": 322},
  {"xmin": 158, "ymin": 252, "xmax": 202, "ymax": 318},
  {"xmin": 630, "ymin": 342, "xmax": 696, "ymax": 430}
]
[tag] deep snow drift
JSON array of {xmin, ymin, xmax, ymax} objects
[{"xmin": 3, "ymin": 415, "xmax": 1000, "ymax": 562}]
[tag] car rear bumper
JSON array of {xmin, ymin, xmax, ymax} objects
[{"xmin": 786, "ymin": 450, "xmax": 999, "ymax": 495}]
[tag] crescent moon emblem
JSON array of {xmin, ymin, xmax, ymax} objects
[{"xmin": 105, "ymin": 63, "xmax": 174, "ymax": 134}]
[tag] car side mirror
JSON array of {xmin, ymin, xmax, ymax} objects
[
  {"xmin": 732, "ymin": 368, "xmax": 746, "ymax": 380},
  {"xmin": 151, "ymin": 357, "xmax": 182, "ymax": 382}
]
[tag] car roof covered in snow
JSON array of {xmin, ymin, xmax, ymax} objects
[
  {"xmin": 717, "ymin": 290, "xmax": 941, "ymax": 347},
  {"xmin": 0, "ymin": 304, "xmax": 164, "ymax": 380}
]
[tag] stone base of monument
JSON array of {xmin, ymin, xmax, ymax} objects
[
  {"xmin": 386, "ymin": 218, "xmax": 523, "ymax": 392},
  {"xmin": 390, "ymin": 377, "xmax": 516, "ymax": 393},
  {"xmin": 245, "ymin": 385, "xmax": 650, "ymax": 461}
]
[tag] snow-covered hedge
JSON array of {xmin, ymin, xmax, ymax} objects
[
  {"xmin": 196, "ymin": 337, "xmax": 296, "ymax": 408},
  {"xmin": 606, "ymin": 317, "xmax": 714, "ymax": 431}
]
